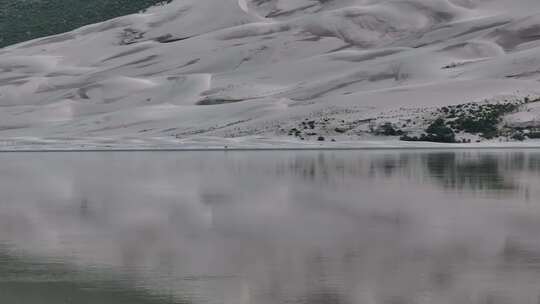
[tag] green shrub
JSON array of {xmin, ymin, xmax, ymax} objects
[
  {"xmin": 511, "ymin": 132, "xmax": 526, "ymax": 141},
  {"xmin": 375, "ymin": 122, "xmax": 404, "ymax": 136},
  {"xmin": 447, "ymin": 103, "xmax": 519, "ymax": 139},
  {"xmin": 401, "ymin": 119, "xmax": 456, "ymax": 143},
  {"xmin": 526, "ymin": 132, "xmax": 540, "ymax": 139},
  {"xmin": 424, "ymin": 118, "xmax": 456, "ymax": 143}
]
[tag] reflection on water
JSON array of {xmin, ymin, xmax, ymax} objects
[
  {"xmin": 1, "ymin": 150, "xmax": 540, "ymax": 304},
  {"xmin": 368, "ymin": 152, "xmax": 540, "ymax": 196},
  {"xmin": 0, "ymin": 250, "xmax": 172, "ymax": 304}
]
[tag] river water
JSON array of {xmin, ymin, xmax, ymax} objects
[{"xmin": 1, "ymin": 150, "xmax": 540, "ymax": 304}]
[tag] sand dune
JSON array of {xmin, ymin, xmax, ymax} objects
[{"xmin": 1, "ymin": 0, "xmax": 540, "ymax": 147}]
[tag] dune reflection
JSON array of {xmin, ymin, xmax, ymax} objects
[{"xmin": 0, "ymin": 151, "xmax": 540, "ymax": 304}]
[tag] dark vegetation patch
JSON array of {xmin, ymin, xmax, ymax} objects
[
  {"xmin": 281, "ymin": 98, "xmax": 540, "ymax": 143},
  {"xmin": 401, "ymin": 119, "xmax": 456, "ymax": 143},
  {"xmin": 0, "ymin": 0, "xmax": 173, "ymax": 47},
  {"xmin": 505, "ymin": 127, "xmax": 540, "ymax": 142},
  {"xmin": 445, "ymin": 102, "xmax": 520, "ymax": 139},
  {"xmin": 374, "ymin": 122, "xmax": 404, "ymax": 136},
  {"xmin": 399, "ymin": 97, "xmax": 540, "ymax": 143},
  {"xmin": 282, "ymin": 117, "xmax": 348, "ymax": 142}
]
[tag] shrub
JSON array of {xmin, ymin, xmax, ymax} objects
[
  {"xmin": 526, "ymin": 132, "xmax": 540, "ymax": 139},
  {"xmin": 424, "ymin": 118, "xmax": 456, "ymax": 143},
  {"xmin": 511, "ymin": 132, "xmax": 526, "ymax": 141},
  {"xmin": 447, "ymin": 103, "xmax": 520, "ymax": 139},
  {"xmin": 401, "ymin": 119, "xmax": 456, "ymax": 143},
  {"xmin": 375, "ymin": 122, "xmax": 404, "ymax": 136}
]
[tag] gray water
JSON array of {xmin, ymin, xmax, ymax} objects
[{"xmin": 1, "ymin": 151, "xmax": 540, "ymax": 304}]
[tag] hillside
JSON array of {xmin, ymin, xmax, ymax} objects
[
  {"xmin": 0, "ymin": 0, "xmax": 171, "ymax": 47},
  {"xmin": 1, "ymin": 0, "xmax": 540, "ymax": 148}
]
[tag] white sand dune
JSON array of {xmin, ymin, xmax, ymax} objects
[{"xmin": 1, "ymin": 0, "xmax": 540, "ymax": 148}]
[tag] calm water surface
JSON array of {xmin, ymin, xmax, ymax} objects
[{"xmin": 1, "ymin": 151, "xmax": 540, "ymax": 304}]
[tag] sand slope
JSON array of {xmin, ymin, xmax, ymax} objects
[{"xmin": 1, "ymin": 0, "xmax": 540, "ymax": 147}]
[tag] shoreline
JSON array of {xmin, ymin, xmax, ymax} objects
[{"xmin": 2, "ymin": 145, "xmax": 540, "ymax": 153}]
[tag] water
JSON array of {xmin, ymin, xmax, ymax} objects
[{"xmin": 1, "ymin": 150, "xmax": 540, "ymax": 304}]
